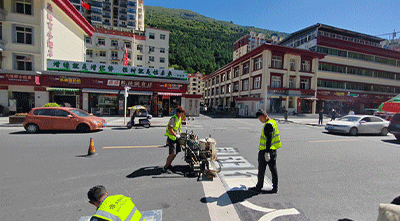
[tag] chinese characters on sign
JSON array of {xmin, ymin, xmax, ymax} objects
[
  {"xmin": 52, "ymin": 76, "xmax": 81, "ymax": 84},
  {"xmin": 47, "ymin": 59, "xmax": 188, "ymax": 80},
  {"xmin": 47, "ymin": 4, "xmax": 54, "ymax": 58},
  {"xmin": 5, "ymin": 74, "xmax": 32, "ymax": 81},
  {"xmin": 121, "ymin": 80, "xmax": 152, "ymax": 88},
  {"xmin": 107, "ymin": 80, "xmax": 120, "ymax": 86}
]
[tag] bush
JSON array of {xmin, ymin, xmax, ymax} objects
[
  {"xmin": 44, "ymin": 103, "xmax": 60, "ymax": 107},
  {"xmin": 14, "ymin": 113, "xmax": 27, "ymax": 117}
]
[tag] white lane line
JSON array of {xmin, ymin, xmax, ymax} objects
[
  {"xmin": 240, "ymin": 201, "xmax": 276, "ymax": 213},
  {"xmin": 202, "ymin": 175, "xmax": 241, "ymax": 221},
  {"xmin": 259, "ymin": 208, "xmax": 300, "ymax": 221}
]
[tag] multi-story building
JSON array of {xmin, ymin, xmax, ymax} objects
[
  {"xmin": 69, "ymin": 0, "xmax": 145, "ymax": 31},
  {"xmin": 186, "ymin": 72, "xmax": 205, "ymax": 109},
  {"xmin": 85, "ymin": 27, "xmax": 169, "ymax": 69},
  {"xmin": 187, "ymin": 72, "xmax": 205, "ymax": 95},
  {"xmin": 0, "ymin": 0, "xmax": 187, "ymax": 117},
  {"xmin": 134, "ymin": 27, "xmax": 169, "ymax": 69},
  {"xmin": 233, "ymin": 32, "xmax": 273, "ymax": 61},
  {"xmin": 0, "ymin": 0, "xmax": 93, "ymax": 113},
  {"xmin": 204, "ymin": 44, "xmax": 325, "ymax": 116},
  {"xmin": 279, "ymin": 23, "xmax": 400, "ymax": 114}
]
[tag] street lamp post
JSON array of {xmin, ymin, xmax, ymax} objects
[{"xmin": 124, "ymin": 86, "xmax": 131, "ymax": 125}]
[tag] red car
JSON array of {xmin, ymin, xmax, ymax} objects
[{"xmin": 23, "ymin": 107, "xmax": 106, "ymax": 133}]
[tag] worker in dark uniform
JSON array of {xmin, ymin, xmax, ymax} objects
[{"xmin": 249, "ymin": 109, "xmax": 281, "ymax": 194}]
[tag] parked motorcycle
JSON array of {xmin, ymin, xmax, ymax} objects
[{"xmin": 126, "ymin": 105, "xmax": 151, "ymax": 129}]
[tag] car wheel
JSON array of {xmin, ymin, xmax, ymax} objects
[
  {"xmin": 380, "ymin": 127, "xmax": 388, "ymax": 136},
  {"xmin": 144, "ymin": 124, "xmax": 150, "ymax": 128},
  {"xmin": 349, "ymin": 127, "xmax": 358, "ymax": 136},
  {"xmin": 25, "ymin": 124, "xmax": 39, "ymax": 133},
  {"xmin": 77, "ymin": 124, "xmax": 90, "ymax": 133}
]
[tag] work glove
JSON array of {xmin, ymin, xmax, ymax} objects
[
  {"xmin": 176, "ymin": 134, "xmax": 180, "ymax": 139},
  {"xmin": 265, "ymin": 152, "xmax": 270, "ymax": 162}
]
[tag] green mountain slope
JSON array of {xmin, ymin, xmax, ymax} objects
[{"xmin": 144, "ymin": 6, "xmax": 288, "ymax": 75}]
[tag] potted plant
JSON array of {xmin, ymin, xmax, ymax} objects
[{"xmin": 9, "ymin": 113, "xmax": 28, "ymax": 124}]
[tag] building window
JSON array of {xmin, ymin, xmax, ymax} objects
[
  {"xmin": 15, "ymin": 54, "xmax": 33, "ymax": 70},
  {"xmin": 221, "ymin": 74, "xmax": 225, "ymax": 82},
  {"xmin": 289, "ymin": 77, "xmax": 296, "ymax": 88},
  {"xmin": 302, "ymin": 60, "xmax": 311, "ymax": 72},
  {"xmin": 149, "ymin": 46, "xmax": 155, "ymax": 53},
  {"xmin": 221, "ymin": 85, "xmax": 225, "ymax": 94},
  {"xmin": 290, "ymin": 59, "xmax": 296, "ymax": 71},
  {"xmin": 254, "ymin": 57, "xmax": 262, "ymax": 70},
  {"xmin": 160, "ymin": 34, "xmax": 166, "ymax": 40},
  {"xmin": 253, "ymin": 76, "xmax": 261, "ymax": 89},
  {"xmin": 271, "ymin": 76, "xmax": 281, "ymax": 88},
  {"xmin": 97, "ymin": 38, "xmax": 105, "ymax": 45},
  {"xmin": 137, "ymin": 44, "xmax": 143, "ymax": 51},
  {"xmin": 124, "ymin": 42, "xmax": 131, "ymax": 49},
  {"xmin": 86, "ymin": 50, "xmax": 93, "ymax": 57},
  {"xmin": 233, "ymin": 82, "xmax": 239, "ymax": 92},
  {"xmin": 137, "ymin": 55, "xmax": 143, "ymax": 61},
  {"xmin": 243, "ymin": 62, "xmax": 249, "ymax": 74},
  {"xmin": 149, "ymin": 32, "xmax": 155, "ymax": 39},
  {"xmin": 85, "ymin": 36, "xmax": 92, "ymax": 44},
  {"xmin": 15, "ymin": 25, "xmax": 32, "ymax": 44},
  {"xmin": 300, "ymin": 78, "xmax": 310, "ymax": 90},
  {"xmin": 99, "ymin": 51, "xmax": 106, "ymax": 57},
  {"xmin": 149, "ymin": 56, "xmax": 154, "ymax": 62},
  {"xmin": 160, "ymin": 57, "xmax": 165, "ymax": 63},
  {"xmin": 227, "ymin": 71, "xmax": 231, "ymax": 80},
  {"xmin": 111, "ymin": 40, "xmax": 118, "ymax": 47},
  {"xmin": 242, "ymin": 79, "xmax": 249, "ymax": 91},
  {"xmin": 234, "ymin": 67, "xmax": 239, "ymax": 78},
  {"xmin": 160, "ymin": 48, "xmax": 165, "ymax": 53},
  {"xmin": 111, "ymin": 51, "xmax": 118, "ymax": 59},
  {"xmin": 272, "ymin": 56, "xmax": 282, "ymax": 69},
  {"xmin": 227, "ymin": 84, "xmax": 231, "ymax": 93},
  {"xmin": 14, "ymin": 0, "xmax": 32, "ymax": 15},
  {"xmin": 111, "ymin": 61, "xmax": 118, "ymax": 65}
]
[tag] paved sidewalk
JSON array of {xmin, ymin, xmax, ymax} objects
[{"xmin": 0, "ymin": 114, "xmax": 328, "ymax": 128}]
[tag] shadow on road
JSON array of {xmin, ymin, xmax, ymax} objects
[
  {"xmin": 200, "ymin": 190, "xmax": 258, "ymax": 207},
  {"xmin": 126, "ymin": 165, "xmax": 196, "ymax": 178},
  {"xmin": 382, "ymin": 139, "xmax": 400, "ymax": 145},
  {"xmin": 9, "ymin": 130, "xmax": 100, "ymax": 135}
]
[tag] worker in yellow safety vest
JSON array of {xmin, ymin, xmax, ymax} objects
[
  {"xmin": 163, "ymin": 106, "xmax": 186, "ymax": 173},
  {"xmin": 249, "ymin": 109, "xmax": 281, "ymax": 194},
  {"xmin": 88, "ymin": 185, "xmax": 146, "ymax": 221}
]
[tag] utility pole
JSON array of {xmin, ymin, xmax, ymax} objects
[{"xmin": 124, "ymin": 86, "xmax": 131, "ymax": 125}]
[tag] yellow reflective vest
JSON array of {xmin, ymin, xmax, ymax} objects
[
  {"xmin": 92, "ymin": 195, "xmax": 145, "ymax": 221},
  {"xmin": 259, "ymin": 118, "xmax": 281, "ymax": 150},
  {"xmin": 164, "ymin": 114, "xmax": 181, "ymax": 141}
]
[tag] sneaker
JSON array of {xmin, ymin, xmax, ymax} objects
[{"xmin": 248, "ymin": 187, "xmax": 262, "ymax": 193}]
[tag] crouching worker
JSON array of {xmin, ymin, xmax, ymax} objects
[
  {"xmin": 88, "ymin": 185, "xmax": 146, "ymax": 221},
  {"xmin": 163, "ymin": 106, "xmax": 186, "ymax": 172}
]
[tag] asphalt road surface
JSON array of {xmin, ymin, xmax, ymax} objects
[{"xmin": 1, "ymin": 115, "xmax": 400, "ymax": 220}]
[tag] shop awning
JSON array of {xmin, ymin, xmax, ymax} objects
[
  {"xmin": 158, "ymin": 92, "xmax": 182, "ymax": 96},
  {"xmin": 46, "ymin": 87, "xmax": 79, "ymax": 92},
  {"xmin": 82, "ymin": 88, "xmax": 119, "ymax": 94},
  {"xmin": 82, "ymin": 88, "xmax": 153, "ymax": 95}
]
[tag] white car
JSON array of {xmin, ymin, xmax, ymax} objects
[{"xmin": 325, "ymin": 115, "xmax": 389, "ymax": 136}]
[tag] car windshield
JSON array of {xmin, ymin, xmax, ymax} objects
[
  {"xmin": 70, "ymin": 109, "xmax": 90, "ymax": 117},
  {"xmin": 337, "ymin": 116, "xmax": 361, "ymax": 122}
]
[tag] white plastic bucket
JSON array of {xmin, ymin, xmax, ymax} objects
[{"xmin": 199, "ymin": 138, "xmax": 207, "ymax": 150}]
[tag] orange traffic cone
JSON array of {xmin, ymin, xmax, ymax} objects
[{"xmin": 88, "ymin": 138, "xmax": 96, "ymax": 156}]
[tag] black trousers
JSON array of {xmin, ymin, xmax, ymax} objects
[{"xmin": 256, "ymin": 149, "xmax": 278, "ymax": 190}]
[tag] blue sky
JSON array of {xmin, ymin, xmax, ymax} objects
[{"xmin": 144, "ymin": 0, "xmax": 400, "ymax": 39}]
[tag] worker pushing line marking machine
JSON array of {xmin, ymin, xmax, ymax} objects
[{"xmin": 177, "ymin": 130, "xmax": 221, "ymax": 181}]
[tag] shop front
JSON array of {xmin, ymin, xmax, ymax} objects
[
  {"xmin": 317, "ymin": 90, "xmax": 393, "ymax": 115},
  {"xmin": 0, "ymin": 73, "xmax": 41, "ymax": 115}
]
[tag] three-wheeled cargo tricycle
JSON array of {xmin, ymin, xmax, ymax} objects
[{"xmin": 126, "ymin": 105, "xmax": 151, "ymax": 129}]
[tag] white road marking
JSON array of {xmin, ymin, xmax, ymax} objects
[
  {"xmin": 202, "ymin": 175, "xmax": 241, "ymax": 221},
  {"xmin": 259, "ymin": 208, "xmax": 300, "ymax": 221},
  {"xmin": 240, "ymin": 201, "xmax": 276, "ymax": 213}
]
